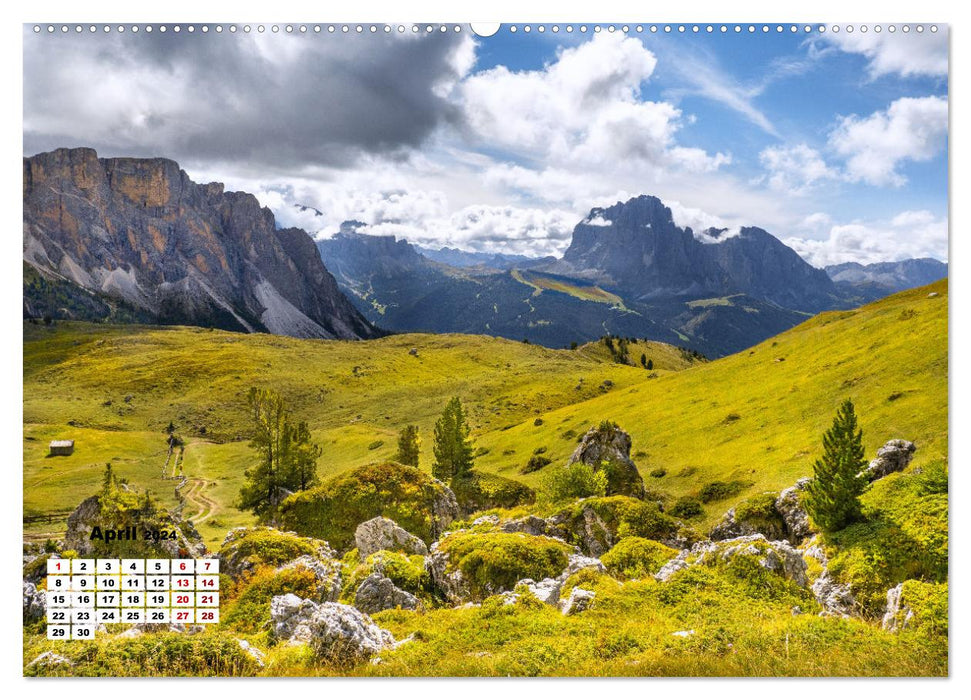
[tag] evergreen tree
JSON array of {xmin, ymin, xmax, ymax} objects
[
  {"xmin": 647, "ymin": 359, "xmax": 653, "ymax": 371},
  {"xmin": 432, "ymin": 397, "xmax": 475, "ymax": 482},
  {"xmin": 394, "ymin": 425, "xmax": 421, "ymax": 467},
  {"xmin": 804, "ymin": 398, "xmax": 869, "ymax": 532},
  {"xmin": 640, "ymin": 353, "xmax": 647, "ymax": 368},
  {"xmin": 239, "ymin": 387, "xmax": 320, "ymax": 517}
]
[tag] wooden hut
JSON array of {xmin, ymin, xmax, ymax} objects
[{"xmin": 49, "ymin": 439, "xmax": 74, "ymax": 456}]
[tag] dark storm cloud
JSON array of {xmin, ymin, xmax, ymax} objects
[{"xmin": 23, "ymin": 26, "xmax": 472, "ymax": 170}]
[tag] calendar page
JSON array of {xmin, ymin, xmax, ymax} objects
[{"xmin": 22, "ymin": 18, "xmax": 949, "ymax": 679}]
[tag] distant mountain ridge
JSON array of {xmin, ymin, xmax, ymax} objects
[
  {"xmin": 825, "ymin": 258, "xmax": 948, "ymax": 302},
  {"xmin": 417, "ymin": 245, "xmax": 555, "ymax": 270},
  {"xmin": 23, "ymin": 148, "xmax": 378, "ymax": 340}
]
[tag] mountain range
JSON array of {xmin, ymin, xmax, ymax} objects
[
  {"xmin": 23, "ymin": 148, "xmax": 377, "ymax": 340},
  {"xmin": 23, "ymin": 149, "xmax": 947, "ymax": 356}
]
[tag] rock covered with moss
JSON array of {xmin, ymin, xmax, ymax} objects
[
  {"xmin": 550, "ymin": 496, "xmax": 680, "ymax": 556},
  {"xmin": 450, "ymin": 469, "xmax": 536, "ymax": 515},
  {"xmin": 803, "ymin": 538, "xmax": 856, "ymax": 617},
  {"xmin": 560, "ymin": 587, "xmax": 596, "ymax": 615},
  {"xmin": 774, "ymin": 478, "xmax": 812, "ymax": 541},
  {"xmin": 710, "ymin": 492, "xmax": 787, "ymax": 542},
  {"xmin": 882, "ymin": 580, "xmax": 947, "ymax": 635},
  {"xmin": 427, "ymin": 531, "xmax": 574, "ymax": 604},
  {"xmin": 656, "ymin": 534, "xmax": 808, "ymax": 588},
  {"xmin": 354, "ymin": 517, "xmax": 428, "ymax": 558},
  {"xmin": 341, "ymin": 549, "xmax": 429, "ymax": 603},
  {"xmin": 23, "ymin": 582, "xmax": 45, "ymax": 623},
  {"xmin": 601, "ymin": 537, "xmax": 678, "ymax": 580},
  {"xmin": 219, "ymin": 527, "xmax": 336, "ymax": 580},
  {"xmin": 276, "ymin": 462, "xmax": 459, "ymax": 552},
  {"xmin": 270, "ymin": 593, "xmax": 395, "ymax": 661},
  {"xmin": 569, "ymin": 422, "xmax": 645, "ymax": 498}
]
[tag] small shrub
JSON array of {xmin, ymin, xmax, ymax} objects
[
  {"xmin": 521, "ymin": 454, "xmax": 552, "ymax": 474},
  {"xmin": 601, "ymin": 537, "xmax": 677, "ymax": 580},
  {"xmin": 367, "ymin": 440, "xmax": 384, "ymax": 451},
  {"xmin": 561, "ymin": 429, "xmax": 577, "ymax": 441},
  {"xmin": 533, "ymin": 418, "xmax": 544, "ymax": 426},
  {"xmin": 670, "ymin": 497, "xmax": 703, "ymax": 519},
  {"xmin": 650, "ymin": 468, "xmax": 667, "ymax": 478},
  {"xmin": 699, "ymin": 479, "xmax": 752, "ymax": 503},
  {"xmin": 544, "ymin": 462, "xmax": 607, "ymax": 502},
  {"xmin": 533, "ymin": 446, "xmax": 548, "ymax": 455}
]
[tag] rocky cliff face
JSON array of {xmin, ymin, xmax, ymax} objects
[
  {"xmin": 547, "ymin": 195, "xmax": 840, "ymax": 313},
  {"xmin": 23, "ymin": 148, "xmax": 378, "ymax": 340},
  {"xmin": 826, "ymin": 258, "xmax": 947, "ymax": 303}
]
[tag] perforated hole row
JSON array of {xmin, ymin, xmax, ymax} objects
[{"xmin": 30, "ymin": 24, "xmax": 942, "ymax": 35}]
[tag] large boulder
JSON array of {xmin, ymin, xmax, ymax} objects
[
  {"xmin": 550, "ymin": 497, "xmax": 679, "ymax": 556},
  {"xmin": 803, "ymin": 540, "xmax": 856, "ymax": 617},
  {"xmin": 277, "ymin": 462, "xmax": 459, "ymax": 551},
  {"xmin": 219, "ymin": 527, "xmax": 336, "ymax": 581},
  {"xmin": 354, "ymin": 517, "xmax": 428, "ymax": 558},
  {"xmin": 354, "ymin": 573, "xmax": 420, "ymax": 614},
  {"xmin": 710, "ymin": 492, "xmax": 787, "ymax": 542},
  {"xmin": 559, "ymin": 587, "xmax": 596, "ymax": 615},
  {"xmin": 861, "ymin": 440, "xmax": 917, "ymax": 482},
  {"xmin": 278, "ymin": 555, "xmax": 343, "ymax": 602},
  {"xmin": 569, "ymin": 422, "xmax": 645, "ymax": 498},
  {"xmin": 450, "ymin": 470, "xmax": 536, "ymax": 515},
  {"xmin": 270, "ymin": 594, "xmax": 395, "ymax": 661}
]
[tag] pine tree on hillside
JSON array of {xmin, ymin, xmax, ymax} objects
[
  {"xmin": 804, "ymin": 398, "xmax": 869, "ymax": 532},
  {"xmin": 432, "ymin": 397, "xmax": 475, "ymax": 482},
  {"xmin": 395, "ymin": 425, "xmax": 421, "ymax": 467}
]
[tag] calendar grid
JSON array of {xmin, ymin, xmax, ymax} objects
[{"xmin": 45, "ymin": 558, "xmax": 219, "ymax": 640}]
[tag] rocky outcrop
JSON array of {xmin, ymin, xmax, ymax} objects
[
  {"xmin": 861, "ymin": 440, "xmax": 917, "ymax": 482},
  {"xmin": 425, "ymin": 546, "xmax": 472, "ymax": 605},
  {"xmin": 26, "ymin": 651, "xmax": 73, "ymax": 672},
  {"xmin": 236, "ymin": 639, "xmax": 266, "ymax": 668},
  {"xmin": 354, "ymin": 573, "xmax": 420, "ymax": 614},
  {"xmin": 775, "ymin": 478, "xmax": 813, "ymax": 541},
  {"xmin": 23, "ymin": 582, "xmax": 46, "ymax": 623},
  {"xmin": 881, "ymin": 583, "xmax": 910, "ymax": 632},
  {"xmin": 219, "ymin": 527, "xmax": 335, "ymax": 581},
  {"xmin": 354, "ymin": 517, "xmax": 428, "ymax": 558},
  {"xmin": 23, "ymin": 147, "xmax": 378, "ymax": 340},
  {"xmin": 803, "ymin": 540, "xmax": 855, "ymax": 617},
  {"xmin": 569, "ymin": 423, "xmax": 645, "ymax": 498},
  {"xmin": 655, "ymin": 535, "xmax": 807, "ymax": 587},
  {"xmin": 270, "ymin": 594, "xmax": 395, "ymax": 661}
]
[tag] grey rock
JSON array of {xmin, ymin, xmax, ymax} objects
[
  {"xmin": 425, "ymin": 546, "xmax": 471, "ymax": 605},
  {"xmin": 500, "ymin": 515, "xmax": 552, "ymax": 537},
  {"xmin": 803, "ymin": 541, "xmax": 855, "ymax": 617},
  {"xmin": 775, "ymin": 478, "xmax": 813, "ymax": 541},
  {"xmin": 861, "ymin": 440, "xmax": 917, "ymax": 482},
  {"xmin": 513, "ymin": 577, "xmax": 562, "ymax": 605},
  {"xmin": 23, "ymin": 582, "xmax": 46, "ymax": 623},
  {"xmin": 654, "ymin": 554, "xmax": 691, "ymax": 582},
  {"xmin": 560, "ymin": 587, "xmax": 596, "ymax": 615},
  {"xmin": 219, "ymin": 526, "xmax": 335, "ymax": 580},
  {"xmin": 561, "ymin": 554, "xmax": 605, "ymax": 579},
  {"xmin": 270, "ymin": 594, "xmax": 394, "ymax": 661},
  {"xmin": 716, "ymin": 535, "xmax": 808, "ymax": 587},
  {"xmin": 355, "ymin": 516, "xmax": 428, "ymax": 558},
  {"xmin": 354, "ymin": 573, "xmax": 420, "ymax": 614},
  {"xmin": 569, "ymin": 423, "xmax": 645, "ymax": 498},
  {"xmin": 236, "ymin": 638, "xmax": 267, "ymax": 667},
  {"xmin": 472, "ymin": 515, "xmax": 500, "ymax": 527},
  {"xmin": 278, "ymin": 554, "xmax": 343, "ymax": 602}
]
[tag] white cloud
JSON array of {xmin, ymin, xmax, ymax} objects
[
  {"xmin": 758, "ymin": 144, "xmax": 838, "ymax": 195},
  {"xmin": 823, "ymin": 29, "xmax": 949, "ymax": 78},
  {"xmin": 785, "ymin": 209, "xmax": 948, "ymax": 266},
  {"xmin": 829, "ymin": 96, "xmax": 948, "ymax": 186},
  {"xmin": 459, "ymin": 33, "xmax": 729, "ymax": 173}
]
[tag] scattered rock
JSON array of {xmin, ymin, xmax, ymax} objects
[
  {"xmin": 569, "ymin": 423, "xmax": 645, "ymax": 498},
  {"xmin": 472, "ymin": 515, "xmax": 500, "ymax": 527},
  {"xmin": 562, "ymin": 553, "xmax": 606, "ymax": 578},
  {"xmin": 803, "ymin": 541, "xmax": 855, "ymax": 617},
  {"xmin": 219, "ymin": 527, "xmax": 335, "ymax": 581},
  {"xmin": 655, "ymin": 534, "xmax": 807, "ymax": 587},
  {"xmin": 671, "ymin": 629, "xmax": 696, "ymax": 637},
  {"xmin": 354, "ymin": 573, "xmax": 420, "ymax": 614},
  {"xmin": 236, "ymin": 638, "xmax": 267, "ymax": 668},
  {"xmin": 560, "ymin": 587, "xmax": 596, "ymax": 615},
  {"xmin": 654, "ymin": 554, "xmax": 691, "ymax": 582},
  {"xmin": 23, "ymin": 581, "xmax": 46, "ymax": 623},
  {"xmin": 861, "ymin": 440, "xmax": 917, "ymax": 482},
  {"xmin": 355, "ymin": 516, "xmax": 428, "ymax": 558},
  {"xmin": 500, "ymin": 515, "xmax": 553, "ymax": 538},
  {"xmin": 425, "ymin": 546, "xmax": 471, "ymax": 605},
  {"xmin": 928, "ymin": 292, "xmax": 939, "ymax": 298},
  {"xmin": 26, "ymin": 651, "xmax": 73, "ymax": 671},
  {"xmin": 270, "ymin": 594, "xmax": 394, "ymax": 661},
  {"xmin": 514, "ymin": 577, "xmax": 563, "ymax": 605},
  {"xmin": 408, "ymin": 348, "xmax": 419, "ymax": 356}
]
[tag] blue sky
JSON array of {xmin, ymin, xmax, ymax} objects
[{"xmin": 23, "ymin": 23, "xmax": 949, "ymax": 265}]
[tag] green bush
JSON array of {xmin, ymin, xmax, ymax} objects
[
  {"xmin": 438, "ymin": 532, "xmax": 572, "ymax": 600},
  {"xmin": 276, "ymin": 462, "xmax": 456, "ymax": 551},
  {"xmin": 650, "ymin": 468, "xmax": 667, "ymax": 478},
  {"xmin": 521, "ymin": 454, "xmax": 552, "ymax": 474},
  {"xmin": 601, "ymin": 537, "xmax": 678, "ymax": 580},
  {"xmin": 670, "ymin": 497, "xmax": 704, "ymax": 519},
  {"xmin": 699, "ymin": 479, "xmax": 752, "ymax": 503},
  {"xmin": 889, "ymin": 580, "xmax": 948, "ymax": 640},
  {"xmin": 730, "ymin": 492, "xmax": 786, "ymax": 539},
  {"xmin": 223, "ymin": 565, "xmax": 322, "ymax": 633},
  {"xmin": 451, "ymin": 469, "xmax": 536, "ymax": 515},
  {"xmin": 544, "ymin": 462, "xmax": 607, "ymax": 502}
]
